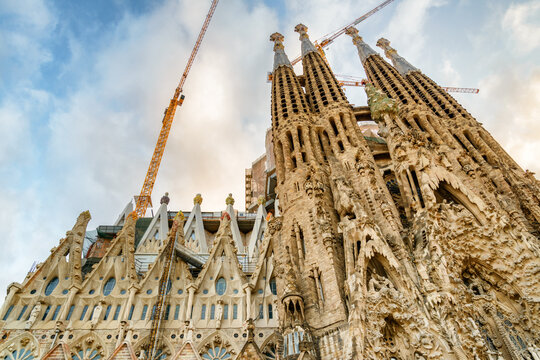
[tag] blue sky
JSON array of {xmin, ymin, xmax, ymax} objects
[{"xmin": 0, "ymin": 0, "xmax": 539, "ymax": 294}]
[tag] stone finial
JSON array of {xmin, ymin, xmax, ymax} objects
[
  {"xmin": 246, "ymin": 319, "xmax": 255, "ymax": 341},
  {"xmin": 345, "ymin": 26, "xmax": 377, "ymax": 63},
  {"xmin": 294, "ymin": 23, "xmax": 317, "ymax": 56},
  {"xmin": 270, "ymin": 32, "xmax": 285, "ymax": 50},
  {"xmin": 193, "ymin": 193, "xmax": 203, "ymax": 205},
  {"xmin": 294, "ymin": 23, "xmax": 308, "ymax": 36},
  {"xmin": 160, "ymin": 192, "xmax": 170, "ymax": 205},
  {"xmin": 257, "ymin": 195, "xmax": 266, "ymax": 205},
  {"xmin": 174, "ymin": 210, "xmax": 185, "ymax": 223},
  {"xmin": 376, "ymin": 37, "xmax": 418, "ymax": 75},
  {"xmin": 376, "ymin": 37, "xmax": 394, "ymax": 56},
  {"xmin": 270, "ymin": 32, "xmax": 293, "ymax": 71},
  {"xmin": 345, "ymin": 26, "xmax": 361, "ymax": 44},
  {"xmin": 226, "ymin": 193, "xmax": 235, "ymax": 206},
  {"xmin": 365, "ymin": 83, "xmax": 399, "ymax": 120}
]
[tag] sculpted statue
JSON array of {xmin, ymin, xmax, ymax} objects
[
  {"xmin": 90, "ymin": 302, "xmax": 103, "ymax": 329},
  {"xmin": 216, "ymin": 300, "xmax": 224, "ymax": 327},
  {"xmin": 25, "ymin": 301, "xmax": 42, "ymax": 329},
  {"xmin": 138, "ymin": 350, "xmax": 146, "ymax": 360},
  {"xmin": 368, "ymin": 274, "xmax": 394, "ymax": 293}
]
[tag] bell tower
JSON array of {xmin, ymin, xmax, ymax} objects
[{"xmin": 269, "ymin": 33, "xmax": 348, "ymax": 348}]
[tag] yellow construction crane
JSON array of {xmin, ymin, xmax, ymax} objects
[
  {"xmin": 134, "ymin": 0, "xmax": 220, "ymax": 219},
  {"xmin": 130, "ymin": 1, "xmax": 219, "ymax": 359}
]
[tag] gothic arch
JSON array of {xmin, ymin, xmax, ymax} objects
[
  {"xmin": 460, "ymin": 262, "xmax": 539, "ymax": 359},
  {"xmin": 433, "ymin": 180, "xmax": 485, "ymax": 224},
  {"xmin": 68, "ymin": 332, "xmax": 107, "ymax": 360},
  {"xmin": 365, "ymin": 253, "xmax": 404, "ymax": 292},
  {"xmin": 131, "ymin": 335, "xmax": 174, "ymax": 360},
  {"xmin": 425, "ymin": 170, "xmax": 487, "ymax": 224},
  {"xmin": 0, "ymin": 333, "xmax": 39, "ymax": 360},
  {"xmin": 197, "ymin": 332, "xmax": 236, "ymax": 359},
  {"xmin": 260, "ymin": 332, "xmax": 281, "ymax": 360},
  {"xmin": 380, "ymin": 316, "xmax": 411, "ymax": 359},
  {"xmin": 460, "ymin": 258, "xmax": 527, "ymax": 305}
]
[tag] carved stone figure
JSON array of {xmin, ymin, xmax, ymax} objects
[
  {"xmin": 90, "ymin": 301, "xmax": 103, "ymax": 329},
  {"xmin": 25, "ymin": 302, "xmax": 42, "ymax": 329},
  {"xmin": 1, "ymin": 21, "xmax": 540, "ymax": 360}
]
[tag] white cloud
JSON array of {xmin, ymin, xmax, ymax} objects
[
  {"xmin": 381, "ymin": 0, "xmax": 446, "ymax": 59},
  {"xmin": 467, "ymin": 66, "xmax": 540, "ymax": 174},
  {"xmin": 43, "ymin": 0, "xmax": 278, "ymax": 225},
  {"xmin": 440, "ymin": 59, "xmax": 462, "ymax": 86},
  {"xmin": 1, "ymin": 0, "xmax": 539, "ymax": 297},
  {"xmin": 0, "ymin": 0, "xmax": 56, "ymax": 87},
  {"xmin": 502, "ymin": 1, "xmax": 540, "ymax": 54},
  {"xmin": 0, "ymin": 101, "xmax": 31, "ymax": 166}
]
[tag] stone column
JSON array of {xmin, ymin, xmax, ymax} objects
[
  {"xmin": 59, "ymin": 285, "xmax": 80, "ymax": 321},
  {"xmin": 243, "ymin": 284, "xmax": 253, "ymax": 320},
  {"xmin": 185, "ymin": 284, "xmax": 197, "ymax": 321},
  {"xmin": 121, "ymin": 285, "xmax": 139, "ymax": 321}
]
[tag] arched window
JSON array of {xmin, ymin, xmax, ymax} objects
[
  {"xmin": 44, "ymin": 277, "xmax": 59, "ymax": 296},
  {"xmin": 103, "ymin": 278, "xmax": 116, "ymax": 296},
  {"xmin": 270, "ymin": 278, "xmax": 277, "ymax": 295},
  {"xmin": 72, "ymin": 348, "xmax": 101, "ymax": 360},
  {"xmin": 216, "ymin": 278, "xmax": 226, "ymax": 295},
  {"xmin": 262, "ymin": 342, "xmax": 277, "ymax": 360},
  {"xmin": 166, "ymin": 279, "xmax": 172, "ymax": 295},
  {"xmin": 4, "ymin": 348, "xmax": 34, "ymax": 360},
  {"xmin": 201, "ymin": 346, "xmax": 231, "ymax": 360}
]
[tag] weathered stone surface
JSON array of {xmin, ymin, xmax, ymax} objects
[{"xmin": 0, "ymin": 23, "xmax": 538, "ymax": 360}]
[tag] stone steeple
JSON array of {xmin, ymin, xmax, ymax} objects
[
  {"xmin": 345, "ymin": 27, "xmax": 378, "ymax": 64},
  {"xmin": 368, "ymin": 35, "xmax": 540, "ymax": 232},
  {"xmin": 376, "ymin": 38, "xmax": 418, "ymax": 75},
  {"xmin": 294, "ymin": 23, "xmax": 318, "ymax": 57},
  {"xmin": 346, "ymin": 27, "xmax": 421, "ymax": 107},
  {"xmin": 294, "ymin": 24, "xmax": 348, "ymax": 112},
  {"xmin": 270, "ymin": 32, "xmax": 292, "ymax": 71},
  {"xmin": 269, "ymin": 32, "xmax": 315, "ymax": 181}
]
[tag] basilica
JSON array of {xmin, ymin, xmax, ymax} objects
[{"xmin": 0, "ymin": 22, "xmax": 539, "ymax": 360}]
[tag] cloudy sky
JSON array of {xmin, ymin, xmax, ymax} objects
[{"xmin": 0, "ymin": 0, "xmax": 539, "ymax": 294}]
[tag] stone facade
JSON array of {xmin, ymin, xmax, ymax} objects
[{"xmin": 0, "ymin": 23, "xmax": 539, "ymax": 360}]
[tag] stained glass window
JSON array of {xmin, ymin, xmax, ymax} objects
[
  {"xmin": 216, "ymin": 278, "xmax": 226, "ymax": 295},
  {"xmin": 201, "ymin": 346, "xmax": 231, "ymax": 360},
  {"xmin": 4, "ymin": 348, "xmax": 34, "ymax": 360},
  {"xmin": 270, "ymin": 278, "xmax": 277, "ymax": 295},
  {"xmin": 44, "ymin": 278, "xmax": 59, "ymax": 296},
  {"xmin": 103, "ymin": 278, "xmax": 116, "ymax": 296}
]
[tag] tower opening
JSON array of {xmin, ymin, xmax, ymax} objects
[
  {"xmin": 409, "ymin": 169, "xmax": 425, "ymax": 208},
  {"xmin": 434, "ymin": 181, "xmax": 484, "ymax": 224}
]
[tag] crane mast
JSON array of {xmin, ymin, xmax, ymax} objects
[
  {"xmin": 134, "ymin": 0, "xmax": 219, "ymax": 219},
  {"xmin": 133, "ymin": 1, "xmax": 219, "ymax": 358}
]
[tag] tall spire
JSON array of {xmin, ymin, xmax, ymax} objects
[
  {"xmin": 376, "ymin": 38, "xmax": 418, "ymax": 75},
  {"xmin": 294, "ymin": 23, "xmax": 318, "ymax": 56},
  {"xmin": 270, "ymin": 32, "xmax": 292, "ymax": 71},
  {"xmin": 345, "ymin": 27, "xmax": 377, "ymax": 63},
  {"xmin": 294, "ymin": 23, "xmax": 348, "ymax": 111}
]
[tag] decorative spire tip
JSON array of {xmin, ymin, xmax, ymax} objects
[
  {"xmin": 294, "ymin": 23, "xmax": 317, "ymax": 56},
  {"xmin": 376, "ymin": 37, "xmax": 418, "ymax": 75},
  {"xmin": 270, "ymin": 32, "xmax": 292, "ymax": 71}
]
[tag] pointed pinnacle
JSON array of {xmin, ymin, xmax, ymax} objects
[
  {"xmin": 376, "ymin": 37, "xmax": 417, "ymax": 75},
  {"xmin": 295, "ymin": 23, "xmax": 317, "ymax": 56},
  {"xmin": 270, "ymin": 32, "xmax": 292, "ymax": 71}
]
